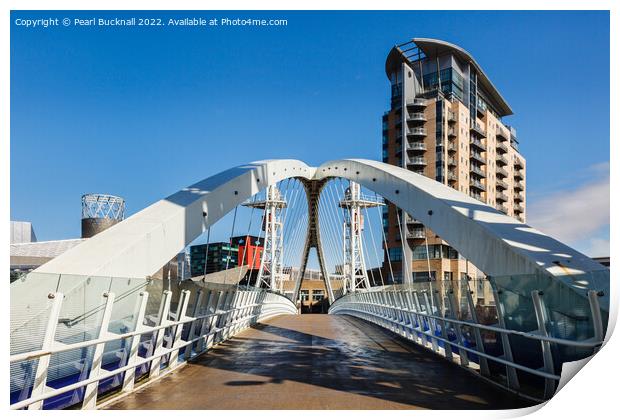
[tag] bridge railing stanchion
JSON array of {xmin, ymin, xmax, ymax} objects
[
  {"xmin": 491, "ymin": 284, "xmax": 520, "ymax": 390},
  {"xmin": 148, "ymin": 290, "xmax": 172, "ymax": 379},
  {"xmin": 412, "ymin": 291, "xmax": 428, "ymax": 348},
  {"xmin": 463, "ymin": 281, "xmax": 490, "ymax": 376},
  {"xmin": 168, "ymin": 290, "xmax": 192, "ymax": 370},
  {"xmin": 27, "ymin": 292, "xmax": 64, "ymax": 410},
  {"xmin": 82, "ymin": 292, "xmax": 116, "ymax": 409},
  {"xmin": 184, "ymin": 290, "xmax": 205, "ymax": 361},
  {"xmin": 588, "ymin": 290, "xmax": 605, "ymax": 352},
  {"xmin": 121, "ymin": 291, "xmax": 149, "ymax": 394},
  {"xmin": 422, "ymin": 291, "xmax": 440, "ymax": 354},
  {"xmin": 532, "ymin": 290, "xmax": 556, "ymax": 399},
  {"xmin": 446, "ymin": 289, "xmax": 469, "ymax": 367}
]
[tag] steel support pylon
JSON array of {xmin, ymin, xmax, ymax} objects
[
  {"xmin": 293, "ymin": 179, "xmax": 335, "ymax": 303},
  {"xmin": 339, "ymin": 181, "xmax": 384, "ymax": 294},
  {"xmin": 244, "ymin": 184, "xmax": 287, "ymax": 292}
]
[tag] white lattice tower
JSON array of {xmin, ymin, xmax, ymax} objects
[
  {"xmin": 339, "ymin": 181, "xmax": 384, "ymax": 293},
  {"xmin": 244, "ymin": 184, "xmax": 287, "ymax": 291}
]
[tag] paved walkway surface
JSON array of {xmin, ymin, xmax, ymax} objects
[{"xmin": 107, "ymin": 314, "xmax": 533, "ymax": 410}]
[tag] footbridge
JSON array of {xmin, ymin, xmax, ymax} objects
[{"xmin": 10, "ymin": 159, "xmax": 609, "ymax": 409}]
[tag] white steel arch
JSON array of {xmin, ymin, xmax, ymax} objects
[
  {"xmin": 314, "ymin": 159, "xmax": 609, "ymax": 310},
  {"xmin": 36, "ymin": 160, "xmax": 314, "ymax": 279},
  {"xmin": 34, "ymin": 158, "xmax": 609, "ymax": 309}
]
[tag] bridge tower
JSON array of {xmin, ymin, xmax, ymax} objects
[
  {"xmin": 339, "ymin": 181, "xmax": 383, "ymax": 293},
  {"xmin": 244, "ymin": 184, "xmax": 287, "ymax": 291}
]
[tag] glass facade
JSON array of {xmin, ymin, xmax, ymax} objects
[{"xmin": 422, "ymin": 68, "xmax": 465, "ymax": 101}]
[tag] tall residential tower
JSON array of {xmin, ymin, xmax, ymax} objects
[{"xmin": 381, "ymin": 38, "xmax": 526, "ymax": 285}]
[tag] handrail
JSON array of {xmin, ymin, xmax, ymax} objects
[
  {"xmin": 10, "ymin": 288, "xmax": 297, "ymax": 410},
  {"xmin": 329, "ymin": 287, "xmax": 604, "ymax": 401},
  {"xmin": 333, "ymin": 299, "xmax": 601, "ymax": 348}
]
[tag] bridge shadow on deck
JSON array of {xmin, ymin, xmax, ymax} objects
[{"xmin": 108, "ymin": 314, "xmax": 535, "ymax": 410}]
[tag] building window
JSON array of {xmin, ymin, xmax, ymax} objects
[
  {"xmin": 300, "ymin": 290, "xmax": 310, "ymax": 301},
  {"xmin": 388, "ymin": 247, "xmax": 402, "ymax": 262},
  {"xmin": 412, "ymin": 271, "xmax": 436, "ymax": 282},
  {"xmin": 312, "ymin": 290, "xmax": 325, "ymax": 301}
]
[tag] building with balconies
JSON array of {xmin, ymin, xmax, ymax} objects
[{"xmin": 381, "ymin": 37, "xmax": 527, "ymax": 286}]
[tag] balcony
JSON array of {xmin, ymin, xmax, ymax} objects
[
  {"xmin": 470, "ymin": 165, "xmax": 486, "ymax": 178},
  {"xmin": 495, "ymin": 203, "xmax": 508, "ymax": 213},
  {"xmin": 514, "ymin": 203, "xmax": 525, "ymax": 213},
  {"xmin": 447, "ymin": 157, "xmax": 457, "ymax": 167},
  {"xmin": 407, "ymin": 127, "xmax": 427, "ymax": 137},
  {"xmin": 448, "ymin": 171, "xmax": 458, "ymax": 181},
  {"xmin": 407, "ymin": 98, "xmax": 427, "ymax": 108},
  {"xmin": 470, "ymin": 123, "xmax": 487, "ymax": 137},
  {"xmin": 470, "ymin": 151, "xmax": 485, "ymax": 164},
  {"xmin": 448, "ymin": 111, "xmax": 457, "ymax": 123},
  {"xmin": 496, "ymin": 179, "xmax": 509, "ymax": 190},
  {"xmin": 496, "ymin": 166, "xmax": 508, "ymax": 178},
  {"xmin": 514, "ymin": 193, "xmax": 524, "ymax": 203},
  {"xmin": 470, "ymin": 179, "xmax": 486, "ymax": 191},
  {"xmin": 514, "ymin": 157, "xmax": 524, "ymax": 169},
  {"xmin": 448, "ymin": 142, "xmax": 457, "ymax": 152},
  {"xmin": 407, "ymin": 112, "xmax": 427, "ymax": 122},
  {"xmin": 470, "ymin": 192, "xmax": 483, "ymax": 202},
  {"xmin": 405, "ymin": 214, "xmax": 423, "ymax": 226},
  {"xmin": 406, "ymin": 228, "xmax": 426, "ymax": 239},
  {"xmin": 496, "ymin": 128, "xmax": 509, "ymax": 142},
  {"xmin": 514, "ymin": 169, "xmax": 524, "ymax": 180},
  {"xmin": 514, "ymin": 181, "xmax": 524, "ymax": 191},
  {"xmin": 407, "ymin": 141, "xmax": 426, "ymax": 151},
  {"xmin": 407, "ymin": 157, "xmax": 427, "ymax": 166},
  {"xmin": 496, "ymin": 142, "xmax": 508, "ymax": 153},
  {"xmin": 496, "ymin": 192, "xmax": 508, "ymax": 202},
  {"xmin": 496, "ymin": 154, "xmax": 508, "ymax": 166},
  {"xmin": 447, "ymin": 128, "xmax": 457, "ymax": 138},
  {"xmin": 470, "ymin": 138, "xmax": 486, "ymax": 151}
]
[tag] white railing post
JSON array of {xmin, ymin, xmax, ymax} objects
[
  {"xmin": 422, "ymin": 291, "xmax": 440, "ymax": 353},
  {"xmin": 491, "ymin": 286, "xmax": 520, "ymax": 390},
  {"xmin": 531, "ymin": 290, "xmax": 556, "ymax": 399},
  {"xmin": 464, "ymin": 285, "xmax": 490, "ymax": 376},
  {"xmin": 588, "ymin": 290, "xmax": 605, "ymax": 350},
  {"xmin": 184, "ymin": 290, "xmax": 205, "ymax": 361},
  {"xmin": 27, "ymin": 292, "xmax": 64, "ymax": 410},
  {"xmin": 205, "ymin": 291, "xmax": 223, "ymax": 350},
  {"xmin": 168, "ymin": 290, "xmax": 192, "ymax": 370},
  {"xmin": 82, "ymin": 292, "xmax": 116, "ymax": 409},
  {"xmin": 447, "ymin": 289, "xmax": 469, "ymax": 367},
  {"xmin": 410, "ymin": 291, "xmax": 427, "ymax": 347},
  {"xmin": 121, "ymin": 291, "xmax": 149, "ymax": 393},
  {"xmin": 148, "ymin": 290, "xmax": 172, "ymax": 379}
]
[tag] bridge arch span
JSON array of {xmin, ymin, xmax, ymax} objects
[{"xmin": 315, "ymin": 159, "xmax": 608, "ymax": 310}]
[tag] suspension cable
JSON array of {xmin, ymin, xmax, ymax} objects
[
  {"xmin": 223, "ymin": 205, "xmax": 239, "ymax": 284},
  {"xmin": 375, "ymin": 192, "xmax": 395, "ymax": 286}
]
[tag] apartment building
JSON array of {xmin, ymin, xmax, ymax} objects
[{"xmin": 381, "ymin": 38, "xmax": 526, "ymax": 296}]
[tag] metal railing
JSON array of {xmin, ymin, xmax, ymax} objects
[
  {"xmin": 329, "ymin": 278, "xmax": 605, "ymax": 402},
  {"xmin": 10, "ymin": 281, "xmax": 297, "ymax": 410}
]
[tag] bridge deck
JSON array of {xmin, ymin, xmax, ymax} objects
[{"xmin": 107, "ymin": 314, "xmax": 533, "ymax": 410}]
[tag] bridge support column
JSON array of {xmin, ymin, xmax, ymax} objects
[{"xmin": 294, "ymin": 179, "xmax": 334, "ymax": 303}]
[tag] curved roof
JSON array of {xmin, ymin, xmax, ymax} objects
[{"xmin": 386, "ymin": 38, "xmax": 513, "ymax": 117}]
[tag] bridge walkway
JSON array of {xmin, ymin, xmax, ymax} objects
[{"xmin": 107, "ymin": 314, "xmax": 533, "ymax": 410}]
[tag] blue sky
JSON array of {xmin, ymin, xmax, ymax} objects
[{"xmin": 10, "ymin": 10, "xmax": 610, "ymax": 257}]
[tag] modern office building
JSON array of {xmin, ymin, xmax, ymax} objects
[
  {"xmin": 231, "ymin": 235, "xmax": 264, "ymax": 269},
  {"xmin": 381, "ymin": 38, "xmax": 526, "ymax": 288},
  {"xmin": 190, "ymin": 241, "xmax": 239, "ymax": 277},
  {"xmin": 189, "ymin": 236, "xmax": 265, "ymax": 278}
]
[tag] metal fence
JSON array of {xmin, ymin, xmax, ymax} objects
[
  {"xmin": 10, "ymin": 273, "xmax": 297, "ymax": 410},
  {"xmin": 329, "ymin": 274, "xmax": 607, "ymax": 402}
]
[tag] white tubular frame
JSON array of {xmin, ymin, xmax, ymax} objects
[{"xmin": 10, "ymin": 287, "xmax": 297, "ymax": 410}]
